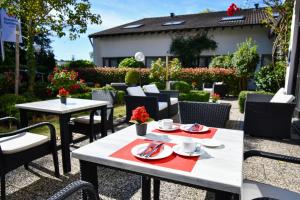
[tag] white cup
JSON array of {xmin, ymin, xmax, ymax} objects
[
  {"xmin": 182, "ymin": 138, "xmax": 197, "ymax": 153},
  {"xmin": 160, "ymin": 119, "xmax": 173, "ymax": 129}
]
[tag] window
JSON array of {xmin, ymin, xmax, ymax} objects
[
  {"xmin": 102, "ymin": 57, "xmax": 128, "ymax": 67},
  {"xmin": 199, "ymin": 56, "xmax": 213, "ymax": 67},
  {"xmin": 220, "ymin": 16, "xmax": 245, "ymax": 22},
  {"xmin": 162, "ymin": 21, "xmax": 185, "ymax": 26},
  {"xmin": 123, "ymin": 24, "xmax": 143, "ymax": 29}
]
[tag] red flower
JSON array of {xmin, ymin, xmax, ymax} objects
[
  {"xmin": 227, "ymin": 3, "xmax": 240, "ymax": 16},
  {"xmin": 58, "ymin": 88, "xmax": 69, "ymax": 97},
  {"xmin": 130, "ymin": 106, "xmax": 152, "ymax": 124}
]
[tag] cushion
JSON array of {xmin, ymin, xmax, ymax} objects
[
  {"xmin": 72, "ymin": 115, "xmax": 101, "ymax": 124},
  {"xmin": 170, "ymin": 97, "xmax": 178, "ymax": 105},
  {"xmin": 142, "ymin": 84, "xmax": 160, "ymax": 94},
  {"xmin": 270, "ymin": 88, "xmax": 295, "ymax": 103},
  {"xmin": 242, "ymin": 179, "xmax": 300, "ymax": 200},
  {"xmin": 214, "ymin": 82, "xmax": 224, "ymax": 85},
  {"xmin": 0, "ymin": 132, "xmax": 49, "ymax": 154},
  {"xmin": 127, "ymin": 86, "xmax": 146, "ymax": 97},
  {"xmin": 158, "ymin": 102, "xmax": 168, "ymax": 111},
  {"xmin": 203, "ymin": 88, "xmax": 213, "ymax": 94}
]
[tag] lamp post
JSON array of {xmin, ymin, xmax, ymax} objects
[
  {"xmin": 134, "ymin": 52, "xmax": 145, "ymax": 86},
  {"xmin": 166, "ymin": 51, "xmax": 172, "ymax": 90}
]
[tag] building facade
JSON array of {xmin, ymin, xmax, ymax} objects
[{"xmin": 90, "ymin": 8, "xmax": 274, "ymax": 68}]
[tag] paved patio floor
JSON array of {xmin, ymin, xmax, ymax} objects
[{"xmin": 4, "ymin": 99, "xmax": 300, "ymax": 199}]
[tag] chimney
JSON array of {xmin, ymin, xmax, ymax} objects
[
  {"xmin": 170, "ymin": 13, "xmax": 175, "ymax": 18},
  {"xmin": 254, "ymin": 3, "xmax": 259, "ymax": 9}
]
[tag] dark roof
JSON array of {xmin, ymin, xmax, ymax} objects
[{"xmin": 90, "ymin": 8, "xmax": 268, "ymax": 38}]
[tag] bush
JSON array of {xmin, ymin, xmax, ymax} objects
[
  {"xmin": 68, "ymin": 60, "xmax": 95, "ymax": 69},
  {"xmin": 118, "ymin": 57, "xmax": 145, "ymax": 68},
  {"xmin": 238, "ymin": 90, "xmax": 273, "ymax": 113},
  {"xmin": 151, "ymin": 82, "xmax": 165, "ymax": 90},
  {"xmin": 255, "ymin": 61, "xmax": 286, "ymax": 93},
  {"xmin": 0, "ymin": 71, "xmax": 14, "ymax": 93},
  {"xmin": 125, "ymin": 70, "xmax": 140, "ymax": 86},
  {"xmin": 149, "ymin": 58, "xmax": 166, "ymax": 82},
  {"xmin": 99, "ymin": 85, "xmax": 116, "ymax": 91},
  {"xmin": 173, "ymin": 81, "xmax": 191, "ymax": 93},
  {"xmin": 116, "ymin": 90, "xmax": 125, "ymax": 105},
  {"xmin": 0, "ymin": 94, "xmax": 27, "ymax": 117},
  {"xmin": 33, "ymin": 82, "xmax": 49, "ymax": 99},
  {"xmin": 209, "ymin": 54, "xmax": 233, "ymax": 68},
  {"xmin": 179, "ymin": 90, "xmax": 210, "ymax": 102},
  {"xmin": 71, "ymin": 92, "xmax": 92, "ymax": 99}
]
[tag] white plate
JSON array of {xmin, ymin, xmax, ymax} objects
[
  {"xmin": 157, "ymin": 125, "xmax": 179, "ymax": 132},
  {"xmin": 172, "ymin": 144, "xmax": 205, "ymax": 157},
  {"xmin": 131, "ymin": 143, "xmax": 173, "ymax": 160},
  {"xmin": 180, "ymin": 124, "xmax": 209, "ymax": 133},
  {"xmin": 200, "ymin": 139, "xmax": 223, "ymax": 147}
]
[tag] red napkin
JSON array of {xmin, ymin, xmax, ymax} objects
[{"xmin": 110, "ymin": 139, "xmax": 198, "ymax": 172}]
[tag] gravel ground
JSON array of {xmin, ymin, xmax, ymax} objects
[{"xmin": 3, "ymin": 99, "xmax": 300, "ymax": 199}]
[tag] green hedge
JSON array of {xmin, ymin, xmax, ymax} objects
[
  {"xmin": 0, "ymin": 94, "xmax": 31, "ymax": 117},
  {"xmin": 173, "ymin": 81, "xmax": 191, "ymax": 93},
  {"xmin": 238, "ymin": 90, "xmax": 273, "ymax": 113},
  {"xmin": 179, "ymin": 90, "xmax": 210, "ymax": 102},
  {"xmin": 75, "ymin": 67, "xmax": 239, "ymax": 94}
]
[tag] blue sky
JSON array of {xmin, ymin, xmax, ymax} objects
[{"xmin": 51, "ymin": 0, "xmax": 263, "ymax": 61}]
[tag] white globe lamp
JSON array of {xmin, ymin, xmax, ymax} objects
[{"xmin": 135, "ymin": 52, "xmax": 145, "ymax": 62}]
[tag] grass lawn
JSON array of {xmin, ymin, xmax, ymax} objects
[{"xmin": 0, "ymin": 105, "xmax": 126, "ymax": 138}]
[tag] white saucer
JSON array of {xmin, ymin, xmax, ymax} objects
[
  {"xmin": 131, "ymin": 143, "xmax": 173, "ymax": 160},
  {"xmin": 180, "ymin": 124, "xmax": 209, "ymax": 133},
  {"xmin": 172, "ymin": 144, "xmax": 205, "ymax": 157},
  {"xmin": 200, "ymin": 139, "xmax": 223, "ymax": 148},
  {"xmin": 157, "ymin": 125, "xmax": 179, "ymax": 132}
]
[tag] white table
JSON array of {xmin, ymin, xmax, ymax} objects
[
  {"xmin": 16, "ymin": 98, "xmax": 108, "ymax": 173},
  {"xmin": 72, "ymin": 121, "xmax": 244, "ymax": 200}
]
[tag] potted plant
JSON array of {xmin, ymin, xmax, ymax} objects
[
  {"xmin": 211, "ymin": 93, "xmax": 220, "ymax": 103},
  {"xmin": 58, "ymin": 88, "xmax": 69, "ymax": 104},
  {"xmin": 130, "ymin": 106, "xmax": 153, "ymax": 136}
]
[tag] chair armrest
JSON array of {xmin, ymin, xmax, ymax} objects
[
  {"xmin": 0, "ymin": 117, "xmax": 20, "ymax": 128},
  {"xmin": 0, "ymin": 122, "xmax": 56, "ymax": 142},
  {"xmin": 145, "ymin": 92, "xmax": 170, "ymax": 103},
  {"xmin": 159, "ymin": 90, "xmax": 179, "ymax": 98},
  {"xmin": 47, "ymin": 180, "xmax": 99, "ymax": 200},
  {"xmin": 244, "ymin": 150, "xmax": 300, "ymax": 165},
  {"xmin": 246, "ymin": 94, "xmax": 273, "ymax": 102}
]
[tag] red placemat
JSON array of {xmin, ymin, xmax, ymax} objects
[
  {"xmin": 152, "ymin": 127, "xmax": 217, "ymax": 139},
  {"xmin": 110, "ymin": 139, "xmax": 198, "ymax": 172}
]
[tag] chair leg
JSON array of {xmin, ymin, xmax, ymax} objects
[
  {"xmin": 24, "ymin": 163, "xmax": 29, "ymax": 170},
  {"xmin": 1, "ymin": 175, "xmax": 5, "ymax": 200},
  {"xmin": 52, "ymin": 148, "xmax": 60, "ymax": 178}
]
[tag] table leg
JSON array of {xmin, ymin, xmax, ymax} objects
[
  {"xmin": 19, "ymin": 109, "xmax": 28, "ymax": 128},
  {"xmin": 80, "ymin": 160, "xmax": 98, "ymax": 200},
  {"xmin": 141, "ymin": 176, "xmax": 151, "ymax": 200},
  {"xmin": 100, "ymin": 105, "xmax": 107, "ymax": 138},
  {"xmin": 153, "ymin": 179, "xmax": 160, "ymax": 200},
  {"xmin": 59, "ymin": 114, "xmax": 71, "ymax": 173}
]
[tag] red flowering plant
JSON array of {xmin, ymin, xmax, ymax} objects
[
  {"xmin": 211, "ymin": 93, "xmax": 221, "ymax": 103},
  {"xmin": 47, "ymin": 67, "xmax": 88, "ymax": 96},
  {"xmin": 227, "ymin": 3, "xmax": 240, "ymax": 16},
  {"xmin": 130, "ymin": 106, "xmax": 153, "ymax": 124},
  {"xmin": 58, "ymin": 88, "xmax": 70, "ymax": 97}
]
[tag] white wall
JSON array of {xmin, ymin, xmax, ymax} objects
[{"xmin": 92, "ymin": 26, "xmax": 273, "ymax": 66}]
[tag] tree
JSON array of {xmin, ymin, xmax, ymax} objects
[
  {"xmin": 170, "ymin": 33, "xmax": 217, "ymax": 67},
  {"xmin": 1, "ymin": 0, "xmax": 101, "ymax": 92},
  {"xmin": 232, "ymin": 38, "xmax": 259, "ymax": 90},
  {"xmin": 262, "ymin": 0, "xmax": 294, "ymax": 63}
]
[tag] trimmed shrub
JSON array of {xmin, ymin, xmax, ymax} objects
[
  {"xmin": 238, "ymin": 90, "xmax": 273, "ymax": 113},
  {"xmin": 255, "ymin": 61, "xmax": 286, "ymax": 93},
  {"xmin": 151, "ymin": 82, "xmax": 165, "ymax": 90},
  {"xmin": 68, "ymin": 60, "xmax": 95, "ymax": 69},
  {"xmin": 125, "ymin": 70, "xmax": 140, "ymax": 86},
  {"xmin": 173, "ymin": 81, "xmax": 191, "ymax": 93},
  {"xmin": 0, "ymin": 94, "xmax": 27, "ymax": 117},
  {"xmin": 119, "ymin": 57, "xmax": 145, "ymax": 68},
  {"xmin": 179, "ymin": 90, "xmax": 210, "ymax": 102}
]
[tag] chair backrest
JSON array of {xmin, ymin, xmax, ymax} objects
[
  {"xmin": 92, "ymin": 90, "xmax": 117, "ymax": 106},
  {"xmin": 179, "ymin": 101, "xmax": 231, "ymax": 128},
  {"xmin": 126, "ymin": 86, "xmax": 146, "ymax": 96},
  {"xmin": 143, "ymin": 84, "xmax": 160, "ymax": 93}
]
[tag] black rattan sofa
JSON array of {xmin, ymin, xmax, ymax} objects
[
  {"xmin": 243, "ymin": 93, "xmax": 296, "ymax": 139},
  {"xmin": 0, "ymin": 117, "xmax": 59, "ymax": 200}
]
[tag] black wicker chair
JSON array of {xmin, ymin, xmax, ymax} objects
[
  {"xmin": 143, "ymin": 84, "xmax": 179, "ymax": 117},
  {"xmin": 110, "ymin": 82, "xmax": 128, "ymax": 93},
  {"xmin": 48, "ymin": 180, "xmax": 99, "ymax": 200},
  {"xmin": 243, "ymin": 93, "xmax": 296, "ymax": 139},
  {"xmin": 0, "ymin": 117, "xmax": 59, "ymax": 200},
  {"xmin": 179, "ymin": 101, "xmax": 231, "ymax": 128},
  {"xmin": 70, "ymin": 90, "xmax": 117, "ymax": 143},
  {"xmin": 213, "ymin": 83, "xmax": 228, "ymax": 98},
  {"xmin": 243, "ymin": 150, "xmax": 300, "ymax": 200}
]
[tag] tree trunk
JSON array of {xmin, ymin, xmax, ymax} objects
[{"xmin": 27, "ymin": 22, "xmax": 36, "ymax": 93}]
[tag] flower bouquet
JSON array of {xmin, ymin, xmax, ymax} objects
[
  {"xmin": 130, "ymin": 106, "xmax": 153, "ymax": 136},
  {"xmin": 58, "ymin": 88, "xmax": 69, "ymax": 104},
  {"xmin": 211, "ymin": 93, "xmax": 220, "ymax": 103}
]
